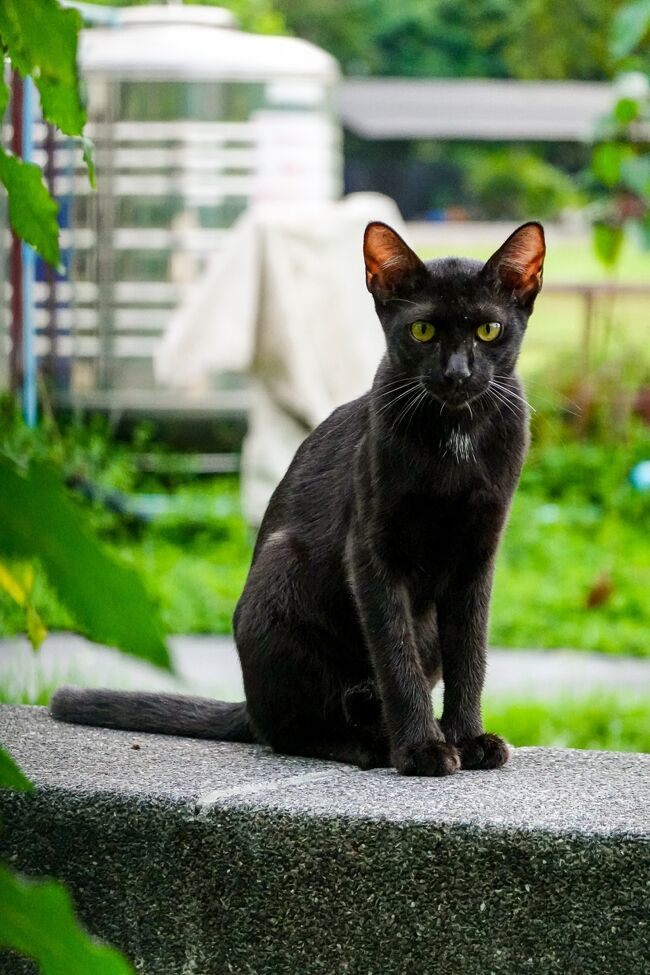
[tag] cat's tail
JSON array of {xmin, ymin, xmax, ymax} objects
[{"xmin": 50, "ymin": 688, "xmax": 256, "ymax": 743}]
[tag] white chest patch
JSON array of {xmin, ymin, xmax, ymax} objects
[{"xmin": 442, "ymin": 428, "xmax": 474, "ymax": 463}]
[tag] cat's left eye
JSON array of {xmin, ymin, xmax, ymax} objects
[{"xmin": 476, "ymin": 322, "xmax": 502, "ymax": 343}]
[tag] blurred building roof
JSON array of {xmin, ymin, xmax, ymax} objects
[
  {"xmin": 339, "ymin": 79, "xmax": 615, "ymax": 141},
  {"xmin": 80, "ymin": 5, "xmax": 338, "ymax": 83}
]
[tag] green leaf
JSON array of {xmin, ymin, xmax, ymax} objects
[
  {"xmin": 0, "ymin": 75, "xmax": 9, "ymax": 120},
  {"xmin": 0, "ymin": 562, "xmax": 47, "ymax": 649},
  {"xmin": 37, "ymin": 75, "xmax": 86, "ymax": 139},
  {"xmin": 0, "ymin": 747, "xmax": 34, "ymax": 792},
  {"xmin": 0, "ymin": 148, "xmax": 60, "ymax": 268},
  {"xmin": 611, "ymin": 0, "xmax": 650, "ymax": 61},
  {"xmin": 591, "ymin": 143, "xmax": 629, "ymax": 188},
  {"xmin": 0, "ymin": 865, "xmax": 134, "ymax": 975},
  {"xmin": 0, "ymin": 0, "xmax": 86, "ymax": 136},
  {"xmin": 594, "ymin": 222, "xmax": 625, "ymax": 267},
  {"xmin": 620, "ymin": 155, "xmax": 650, "ymax": 197},
  {"xmin": 613, "ymin": 97, "xmax": 639, "ymax": 126},
  {"xmin": 0, "ymin": 563, "xmax": 28, "ymax": 606},
  {"xmin": 0, "ymin": 456, "xmax": 171, "ymax": 670},
  {"xmin": 26, "ymin": 603, "xmax": 48, "ymax": 651},
  {"xmin": 82, "ymin": 135, "xmax": 96, "ymax": 189}
]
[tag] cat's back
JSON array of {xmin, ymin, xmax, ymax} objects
[{"xmin": 254, "ymin": 393, "xmax": 370, "ymax": 549}]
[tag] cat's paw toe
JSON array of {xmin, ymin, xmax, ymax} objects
[
  {"xmin": 458, "ymin": 732, "xmax": 511, "ymax": 770},
  {"xmin": 393, "ymin": 740, "xmax": 461, "ymax": 777}
]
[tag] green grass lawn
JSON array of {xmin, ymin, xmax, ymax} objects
[{"xmin": 483, "ymin": 693, "xmax": 650, "ymax": 753}]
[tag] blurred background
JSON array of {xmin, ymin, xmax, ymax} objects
[{"xmin": 1, "ymin": 0, "xmax": 649, "ymax": 752}]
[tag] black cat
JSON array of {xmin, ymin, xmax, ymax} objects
[{"xmin": 52, "ymin": 220, "xmax": 545, "ymax": 777}]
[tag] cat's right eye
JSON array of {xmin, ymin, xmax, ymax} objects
[{"xmin": 410, "ymin": 321, "xmax": 436, "ymax": 343}]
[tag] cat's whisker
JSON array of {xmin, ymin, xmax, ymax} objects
[
  {"xmin": 488, "ymin": 377, "xmax": 526, "ymax": 405},
  {"xmin": 406, "ymin": 386, "xmax": 430, "ymax": 436},
  {"xmin": 490, "ymin": 390, "xmax": 528, "ymax": 418},
  {"xmin": 487, "ymin": 383, "xmax": 522, "ymax": 421},
  {"xmin": 490, "ymin": 376, "xmax": 536, "ymax": 414},
  {"xmin": 374, "ymin": 376, "xmax": 415, "ymax": 392},
  {"xmin": 393, "ymin": 389, "xmax": 421, "ymax": 432},
  {"xmin": 374, "ymin": 379, "xmax": 422, "ymax": 402},
  {"xmin": 491, "ymin": 385, "xmax": 535, "ymax": 414},
  {"xmin": 481, "ymin": 386, "xmax": 516, "ymax": 426},
  {"xmin": 385, "ymin": 297, "xmax": 418, "ymax": 307},
  {"xmin": 499, "ymin": 374, "xmax": 582, "ymax": 417},
  {"xmin": 391, "ymin": 384, "xmax": 430, "ymax": 436},
  {"xmin": 376, "ymin": 382, "xmax": 423, "ymax": 416},
  {"xmin": 375, "ymin": 380, "xmax": 421, "ymax": 401},
  {"xmin": 490, "ymin": 377, "xmax": 530, "ymax": 400}
]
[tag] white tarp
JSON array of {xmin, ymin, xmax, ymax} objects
[{"xmin": 155, "ymin": 192, "xmax": 405, "ymax": 524}]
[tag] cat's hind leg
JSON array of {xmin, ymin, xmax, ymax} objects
[
  {"xmin": 278, "ymin": 737, "xmax": 390, "ymax": 770},
  {"xmin": 246, "ymin": 649, "xmax": 390, "ymax": 770},
  {"xmin": 235, "ymin": 531, "xmax": 389, "ymax": 770}
]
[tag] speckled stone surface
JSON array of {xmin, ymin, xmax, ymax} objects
[{"xmin": 1, "ymin": 705, "xmax": 648, "ymax": 974}]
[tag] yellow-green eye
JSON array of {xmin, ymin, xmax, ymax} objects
[
  {"xmin": 476, "ymin": 322, "xmax": 502, "ymax": 343},
  {"xmin": 410, "ymin": 321, "xmax": 436, "ymax": 343}
]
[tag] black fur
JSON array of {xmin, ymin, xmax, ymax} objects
[
  {"xmin": 50, "ymin": 689, "xmax": 253, "ymax": 741},
  {"xmin": 51, "ymin": 221, "xmax": 545, "ymax": 777}
]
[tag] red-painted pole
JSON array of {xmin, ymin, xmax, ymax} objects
[{"xmin": 9, "ymin": 70, "xmax": 23, "ymax": 395}]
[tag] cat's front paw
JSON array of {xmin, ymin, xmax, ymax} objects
[
  {"xmin": 393, "ymin": 740, "xmax": 461, "ymax": 777},
  {"xmin": 457, "ymin": 732, "xmax": 511, "ymax": 771}
]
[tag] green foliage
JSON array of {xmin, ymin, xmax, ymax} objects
[
  {"xmin": 0, "ymin": 0, "xmax": 86, "ymax": 135},
  {"xmin": 0, "ymin": 747, "xmax": 34, "ymax": 792},
  {"xmin": 491, "ymin": 359, "xmax": 650, "ymax": 657},
  {"xmin": 0, "ymin": 402, "xmax": 250, "ymax": 640},
  {"xmin": 496, "ymin": 0, "xmax": 624, "ymax": 81},
  {"xmin": 611, "ymin": 0, "xmax": 650, "ymax": 60},
  {"xmin": 123, "ymin": 482, "xmax": 251, "ymax": 635},
  {"xmin": 586, "ymin": 0, "xmax": 650, "ymax": 265},
  {"xmin": 484, "ymin": 693, "xmax": 650, "ymax": 752},
  {"xmin": 186, "ymin": 0, "xmax": 286, "ymax": 34},
  {"xmin": 274, "ymin": 0, "xmax": 508, "ymax": 77},
  {"xmin": 0, "ymin": 151, "xmax": 61, "ymax": 268},
  {"xmin": 0, "ymin": 0, "xmax": 89, "ymax": 267},
  {"xmin": 81, "ymin": 135, "xmax": 97, "ymax": 189},
  {"xmin": 0, "ymin": 76, "xmax": 9, "ymax": 118},
  {"xmin": 0, "ymin": 563, "xmax": 47, "ymax": 650},
  {"xmin": 0, "ymin": 866, "xmax": 134, "ymax": 975},
  {"xmin": 0, "ymin": 455, "xmax": 170, "ymax": 670},
  {"xmin": 274, "ymin": 0, "xmax": 623, "ymax": 79},
  {"xmin": 466, "ymin": 149, "xmax": 578, "ymax": 220},
  {"xmin": 86, "ymin": 0, "xmax": 287, "ymax": 35}
]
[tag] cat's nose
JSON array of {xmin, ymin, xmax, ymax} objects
[{"xmin": 443, "ymin": 353, "xmax": 471, "ymax": 386}]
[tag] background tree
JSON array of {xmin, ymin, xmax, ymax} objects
[{"xmin": 585, "ymin": 0, "xmax": 650, "ymax": 264}]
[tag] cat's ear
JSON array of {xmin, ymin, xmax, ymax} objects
[
  {"xmin": 482, "ymin": 222, "xmax": 546, "ymax": 306},
  {"xmin": 363, "ymin": 222, "xmax": 427, "ymax": 298}
]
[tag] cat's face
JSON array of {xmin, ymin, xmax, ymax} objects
[{"xmin": 364, "ymin": 222, "xmax": 545, "ymax": 409}]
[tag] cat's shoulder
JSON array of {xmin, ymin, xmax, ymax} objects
[{"xmin": 309, "ymin": 393, "xmax": 371, "ymax": 447}]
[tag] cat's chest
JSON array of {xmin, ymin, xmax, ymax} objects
[
  {"xmin": 376, "ymin": 486, "xmax": 494, "ymax": 582},
  {"xmin": 439, "ymin": 427, "xmax": 475, "ymax": 464}
]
